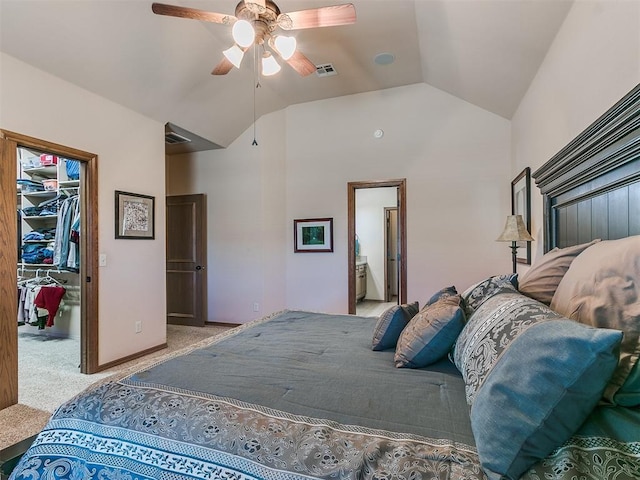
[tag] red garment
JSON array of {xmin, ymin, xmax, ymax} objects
[{"xmin": 34, "ymin": 286, "xmax": 66, "ymax": 327}]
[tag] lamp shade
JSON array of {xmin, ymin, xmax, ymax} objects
[
  {"xmin": 232, "ymin": 20, "xmax": 255, "ymax": 48},
  {"xmin": 496, "ymin": 215, "xmax": 534, "ymax": 242},
  {"xmin": 261, "ymin": 52, "xmax": 281, "ymax": 76},
  {"xmin": 273, "ymin": 35, "xmax": 296, "ymax": 60},
  {"xmin": 223, "ymin": 44, "xmax": 245, "ymax": 69}
]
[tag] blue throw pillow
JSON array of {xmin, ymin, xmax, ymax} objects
[
  {"xmin": 426, "ymin": 285, "xmax": 458, "ymax": 306},
  {"xmin": 453, "ymin": 290, "xmax": 622, "ymax": 480},
  {"xmin": 371, "ymin": 302, "xmax": 419, "ymax": 351},
  {"xmin": 394, "ymin": 294, "xmax": 465, "ymax": 368}
]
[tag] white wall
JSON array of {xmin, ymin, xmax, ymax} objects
[
  {"xmin": 167, "ymin": 110, "xmax": 287, "ymax": 324},
  {"xmin": 512, "ymin": 0, "xmax": 640, "ymax": 262},
  {"xmin": 169, "ymin": 82, "xmax": 512, "ymax": 323},
  {"xmin": 356, "ymin": 187, "xmax": 397, "ymax": 301},
  {"xmin": 1, "ymin": 53, "xmax": 167, "ymax": 365}
]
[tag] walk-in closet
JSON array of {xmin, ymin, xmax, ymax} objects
[
  {"xmin": 16, "ymin": 147, "xmax": 84, "ymax": 408},
  {"xmin": 0, "ymin": 130, "xmax": 100, "ymax": 412}
]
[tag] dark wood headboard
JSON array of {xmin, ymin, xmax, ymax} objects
[{"xmin": 532, "ymin": 84, "xmax": 640, "ymax": 253}]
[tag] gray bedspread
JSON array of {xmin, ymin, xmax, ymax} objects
[
  {"xmin": 11, "ymin": 310, "xmax": 485, "ymax": 480},
  {"xmin": 127, "ymin": 310, "xmax": 475, "ymax": 445}
]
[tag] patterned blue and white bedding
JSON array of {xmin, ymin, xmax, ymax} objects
[{"xmin": 9, "ymin": 309, "xmax": 640, "ymax": 480}]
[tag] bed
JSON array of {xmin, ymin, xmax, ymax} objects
[{"xmin": 9, "ymin": 86, "xmax": 640, "ymax": 480}]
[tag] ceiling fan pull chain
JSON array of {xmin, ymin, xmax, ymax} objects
[{"xmin": 252, "ymin": 44, "xmax": 259, "ymax": 146}]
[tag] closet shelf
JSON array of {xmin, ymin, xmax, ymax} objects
[
  {"xmin": 59, "ymin": 180, "xmax": 79, "ymax": 188},
  {"xmin": 18, "ymin": 149, "xmax": 81, "ymax": 278},
  {"xmin": 22, "ymin": 166, "xmax": 57, "ymax": 179},
  {"xmin": 21, "ymin": 191, "xmax": 57, "ymax": 199},
  {"xmin": 18, "ymin": 262, "xmax": 59, "ymax": 268},
  {"xmin": 22, "ymin": 215, "xmax": 58, "ymax": 220}
]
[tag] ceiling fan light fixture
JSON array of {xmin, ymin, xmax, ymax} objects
[
  {"xmin": 223, "ymin": 44, "xmax": 245, "ymax": 69},
  {"xmin": 261, "ymin": 51, "xmax": 281, "ymax": 76},
  {"xmin": 273, "ymin": 35, "xmax": 296, "ymax": 60},
  {"xmin": 232, "ymin": 19, "xmax": 255, "ymax": 48},
  {"xmin": 152, "ymin": 1, "xmax": 357, "ymax": 78}
]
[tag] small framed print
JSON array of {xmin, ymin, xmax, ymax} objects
[
  {"xmin": 294, "ymin": 218, "xmax": 333, "ymax": 253},
  {"xmin": 115, "ymin": 190, "xmax": 155, "ymax": 240},
  {"xmin": 511, "ymin": 168, "xmax": 531, "ymax": 264}
]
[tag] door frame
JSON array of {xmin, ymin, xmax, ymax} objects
[
  {"xmin": 347, "ymin": 179, "xmax": 407, "ymax": 314},
  {"xmin": 0, "ymin": 130, "xmax": 99, "ymax": 402}
]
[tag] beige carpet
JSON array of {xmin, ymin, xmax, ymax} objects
[
  {"xmin": 0, "ymin": 404, "xmax": 50, "ymax": 450},
  {"xmin": 1, "ymin": 323, "xmax": 233, "ymax": 451}
]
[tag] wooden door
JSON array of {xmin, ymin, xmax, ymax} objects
[
  {"xmin": 0, "ymin": 136, "xmax": 18, "ymax": 409},
  {"xmin": 385, "ymin": 207, "xmax": 398, "ymax": 302},
  {"xmin": 166, "ymin": 194, "xmax": 207, "ymax": 326}
]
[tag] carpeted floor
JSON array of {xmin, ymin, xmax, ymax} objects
[
  {"xmin": 0, "ymin": 404, "xmax": 50, "ymax": 449},
  {"xmin": 0, "ymin": 323, "xmax": 233, "ymax": 451}
]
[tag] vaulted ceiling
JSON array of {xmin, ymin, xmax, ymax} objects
[{"xmin": 0, "ymin": 0, "xmax": 573, "ymax": 148}]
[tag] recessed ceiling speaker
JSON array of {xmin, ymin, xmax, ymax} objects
[{"xmin": 374, "ymin": 52, "xmax": 395, "ymax": 65}]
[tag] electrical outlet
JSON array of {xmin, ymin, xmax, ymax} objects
[
  {"xmin": 135, "ymin": 321, "xmax": 142, "ymax": 333},
  {"xmin": 253, "ymin": 302, "xmax": 259, "ymax": 312}
]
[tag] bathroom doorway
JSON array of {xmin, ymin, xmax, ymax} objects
[{"xmin": 347, "ymin": 179, "xmax": 406, "ymax": 315}]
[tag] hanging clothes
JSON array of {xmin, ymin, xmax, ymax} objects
[
  {"xmin": 17, "ymin": 283, "xmax": 47, "ymax": 328},
  {"xmin": 68, "ymin": 201, "xmax": 81, "ymax": 271},
  {"xmin": 17, "ymin": 274, "xmax": 66, "ymax": 329},
  {"xmin": 17, "ymin": 285, "xmax": 27, "ymax": 325},
  {"xmin": 53, "ymin": 195, "xmax": 80, "ymax": 271},
  {"xmin": 34, "ymin": 285, "xmax": 66, "ymax": 328}
]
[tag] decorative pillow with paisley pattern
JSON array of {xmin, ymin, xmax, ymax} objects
[
  {"xmin": 460, "ymin": 273, "xmax": 517, "ymax": 318},
  {"xmin": 452, "ymin": 285, "xmax": 622, "ymax": 480},
  {"xmin": 371, "ymin": 302, "xmax": 419, "ymax": 351}
]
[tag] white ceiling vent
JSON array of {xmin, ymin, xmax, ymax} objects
[
  {"xmin": 316, "ymin": 63, "xmax": 337, "ymax": 77},
  {"xmin": 165, "ymin": 131, "xmax": 192, "ymax": 145}
]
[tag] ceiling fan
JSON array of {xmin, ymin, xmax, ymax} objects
[{"xmin": 151, "ymin": 0, "xmax": 356, "ymax": 77}]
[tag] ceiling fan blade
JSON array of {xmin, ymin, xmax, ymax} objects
[
  {"xmin": 211, "ymin": 57, "xmax": 234, "ymax": 75},
  {"xmin": 285, "ymin": 50, "xmax": 317, "ymax": 77},
  {"xmin": 277, "ymin": 3, "xmax": 356, "ymax": 30},
  {"xmin": 152, "ymin": 3, "xmax": 236, "ymax": 25}
]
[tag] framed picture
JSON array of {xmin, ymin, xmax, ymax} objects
[
  {"xmin": 294, "ymin": 218, "xmax": 333, "ymax": 253},
  {"xmin": 511, "ymin": 167, "xmax": 531, "ymax": 264},
  {"xmin": 115, "ymin": 191, "xmax": 155, "ymax": 239}
]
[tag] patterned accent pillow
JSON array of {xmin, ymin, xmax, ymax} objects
[
  {"xmin": 425, "ymin": 285, "xmax": 457, "ymax": 306},
  {"xmin": 460, "ymin": 273, "xmax": 518, "ymax": 318},
  {"xmin": 394, "ymin": 294, "xmax": 465, "ymax": 368},
  {"xmin": 518, "ymin": 239, "xmax": 600, "ymax": 304},
  {"xmin": 453, "ymin": 289, "xmax": 622, "ymax": 480},
  {"xmin": 371, "ymin": 302, "xmax": 419, "ymax": 351}
]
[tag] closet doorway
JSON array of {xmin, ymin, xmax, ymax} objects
[
  {"xmin": 0, "ymin": 130, "xmax": 99, "ymax": 410},
  {"xmin": 347, "ymin": 179, "xmax": 407, "ymax": 315}
]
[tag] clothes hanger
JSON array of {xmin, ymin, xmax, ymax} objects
[
  {"xmin": 17, "ymin": 268, "xmax": 65, "ymax": 287},
  {"xmin": 41, "ymin": 269, "xmax": 65, "ymax": 286}
]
